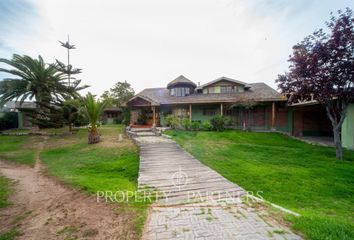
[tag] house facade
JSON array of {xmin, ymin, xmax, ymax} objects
[
  {"xmin": 126, "ymin": 75, "xmax": 354, "ymax": 150},
  {"xmin": 126, "ymin": 75, "xmax": 290, "ymax": 132}
]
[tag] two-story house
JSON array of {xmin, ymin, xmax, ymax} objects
[{"xmin": 126, "ymin": 75, "xmax": 290, "ymax": 131}]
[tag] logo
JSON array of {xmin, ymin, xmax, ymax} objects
[{"xmin": 171, "ymin": 167, "xmax": 188, "ymax": 191}]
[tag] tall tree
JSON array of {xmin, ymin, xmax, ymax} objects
[
  {"xmin": 82, "ymin": 93, "xmax": 107, "ymax": 144},
  {"xmin": 276, "ymin": 8, "xmax": 354, "ymax": 160},
  {"xmin": 0, "ymin": 54, "xmax": 67, "ymax": 105},
  {"xmin": 101, "ymin": 81, "xmax": 134, "ymax": 107},
  {"xmin": 58, "ymin": 35, "xmax": 79, "ymax": 87}
]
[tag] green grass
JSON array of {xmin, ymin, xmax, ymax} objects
[
  {"xmin": 0, "ymin": 176, "xmax": 19, "ymax": 240},
  {"xmin": 166, "ymin": 130, "xmax": 354, "ymax": 240},
  {"xmin": 0, "ymin": 176, "xmax": 11, "ymax": 208},
  {"xmin": 0, "ymin": 228, "xmax": 20, "ymax": 240},
  {"xmin": 40, "ymin": 125, "xmax": 149, "ymax": 236},
  {"xmin": 0, "ymin": 136, "xmax": 38, "ymax": 165}
]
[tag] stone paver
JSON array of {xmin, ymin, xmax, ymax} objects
[{"xmin": 132, "ymin": 132, "xmax": 301, "ymax": 240}]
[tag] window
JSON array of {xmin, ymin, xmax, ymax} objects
[
  {"xmin": 203, "ymin": 108, "xmax": 216, "ymax": 116},
  {"xmin": 170, "ymin": 87, "xmax": 191, "ymax": 96},
  {"xmin": 208, "ymin": 87, "xmax": 215, "ymax": 94},
  {"xmin": 221, "ymin": 86, "xmax": 236, "ymax": 93}
]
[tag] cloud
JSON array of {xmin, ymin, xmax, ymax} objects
[{"xmin": 0, "ymin": 0, "xmax": 352, "ymax": 95}]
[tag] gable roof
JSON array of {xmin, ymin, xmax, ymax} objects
[
  {"xmin": 128, "ymin": 83, "xmax": 285, "ymax": 106},
  {"xmin": 167, "ymin": 75, "xmax": 197, "ymax": 89},
  {"xmin": 196, "ymin": 76, "xmax": 251, "ymax": 90}
]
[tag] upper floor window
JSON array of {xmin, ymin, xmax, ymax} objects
[
  {"xmin": 171, "ymin": 87, "xmax": 190, "ymax": 97},
  {"xmin": 221, "ymin": 86, "xmax": 237, "ymax": 93},
  {"xmin": 208, "ymin": 87, "xmax": 215, "ymax": 94}
]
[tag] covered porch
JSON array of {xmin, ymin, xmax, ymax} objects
[{"xmin": 126, "ymin": 95, "xmax": 160, "ymax": 127}]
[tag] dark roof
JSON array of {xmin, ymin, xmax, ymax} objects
[
  {"xmin": 167, "ymin": 75, "xmax": 197, "ymax": 89},
  {"xmin": 104, "ymin": 107, "xmax": 122, "ymax": 112},
  {"xmin": 196, "ymin": 76, "xmax": 250, "ymax": 90},
  {"xmin": 129, "ymin": 83, "xmax": 286, "ymax": 106}
]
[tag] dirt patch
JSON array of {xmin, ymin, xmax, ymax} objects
[{"xmin": 0, "ymin": 140, "xmax": 139, "ymax": 240}]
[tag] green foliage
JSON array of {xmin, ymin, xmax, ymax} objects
[
  {"xmin": 100, "ymin": 81, "xmax": 135, "ymax": 107},
  {"xmin": 122, "ymin": 107, "xmax": 131, "ymax": 125},
  {"xmin": 181, "ymin": 118, "xmax": 191, "ymax": 130},
  {"xmin": 0, "ymin": 136, "xmax": 37, "ymax": 165},
  {"xmin": 0, "ymin": 176, "xmax": 11, "ymax": 209},
  {"xmin": 223, "ymin": 116, "xmax": 233, "ymax": 126},
  {"xmin": 190, "ymin": 121, "xmax": 201, "ymax": 131},
  {"xmin": 167, "ymin": 130, "xmax": 354, "ymax": 240},
  {"xmin": 210, "ymin": 115, "xmax": 226, "ymax": 131},
  {"xmin": 0, "ymin": 54, "xmax": 88, "ymax": 129},
  {"xmin": 0, "ymin": 228, "xmax": 20, "ymax": 240},
  {"xmin": 82, "ymin": 93, "xmax": 107, "ymax": 130},
  {"xmin": 0, "ymin": 112, "xmax": 18, "ymax": 130},
  {"xmin": 0, "ymin": 54, "xmax": 66, "ymax": 104},
  {"xmin": 137, "ymin": 109, "xmax": 148, "ymax": 125},
  {"xmin": 202, "ymin": 121, "xmax": 212, "ymax": 131},
  {"xmin": 165, "ymin": 114, "xmax": 180, "ymax": 129},
  {"xmin": 62, "ymin": 98, "xmax": 88, "ymax": 128}
]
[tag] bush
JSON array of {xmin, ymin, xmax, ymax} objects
[
  {"xmin": 210, "ymin": 115, "xmax": 226, "ymax": 131},
  {"xmin": 121, "ymin": 108, "xmax": 131, "ymax": 125},
  {"xmin": 202, "ymin": 121, "xmax": 212, "ymax": 131},
  {"xmin": 137, "ymin": 109, "xmax": 147, "ymax": 124},
  {"xmin": 165, "ymin": 115, "xmax": 180, "ymax": 129},
  {"xmin": 0, "ymin": 112, "xmax": 18, "ymax": 130},
  {"xmin": 223, "ymin": 116, "xmax": 233, "ymax": 126},
  {"xmin": 191, "ymin": 121, "xmax": 201, "ymax": 131},
  {"xmin": 181, "ymin": 118, "xmax": 191, "ymax": 130}
]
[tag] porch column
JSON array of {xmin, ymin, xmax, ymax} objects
[
  {"xmin": 152, "ymin": 106, "xmax": 156, "ymax": 125},
  {"xmin": 271, "ymin": 102, "xmax": 275, "ymax": 130},
  {"xmin": 220, "ymin": 103, "xmax": 223, "ymax": 116},
  {"xmin": 189, "ymin": 104, "xmax": 192, "ymax": 122}
]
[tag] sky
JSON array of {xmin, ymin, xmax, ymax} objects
[{"xmin": 0, "ymin": 0, "xmax": 352, "ymax": 96}]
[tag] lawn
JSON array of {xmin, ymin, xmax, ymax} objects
[
  {"xmin": 166, "ymin": 130, "xmax": 354, "ymax": 240},
  {"xmin": 0, "ymin": 135, "xmax": 39, "ymax": 166},
  {"xmin": 40, "ymin": 125, "xmax": 148, "ymax": 235},
  {"xmin": 0, "ymin": 176, "xmax": 11, "ymax": 209}
]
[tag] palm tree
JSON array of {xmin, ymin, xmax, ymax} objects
[
  {"xmin": 82, "ymin": 93, "xmax": 107, "ymax": 144},
  {"xmin": 0, "ymin": 54, "xmax": 67, "ymax": 105}
]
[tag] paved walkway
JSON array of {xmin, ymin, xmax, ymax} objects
[{"xmin": 133, "ymin": 134, "xmax": 301, "ymax": 240}]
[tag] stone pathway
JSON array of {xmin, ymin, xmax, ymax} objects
[{"xmin": 132, "ymin": 132, "xmax": 301, "ymax": 240}]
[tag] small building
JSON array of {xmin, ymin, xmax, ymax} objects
[
  {"xmin": 342, "ymin": 103, "xmax": 354, "ymax": 150},
  {"xmin": 126, "ymin": 75, "xmax": 289, "ymax": 131},
  {"xmin": 0, "ymin": 101, "xmax": 36, "ymax": 129},
  {"xmin": 102, "ymin": 107, "xmax": 122, "ymax": 124}
]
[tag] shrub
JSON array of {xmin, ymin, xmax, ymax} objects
[
  {"xmin": 0, "ymin": 112, "xmax": 18, "ymax": 130},
  {"xmin": 191, "ymin": 121, "xmax": 201, "ymax": 131},
  {"xmin": 202, "ymin": 121, "xmax": 212, "ymax": 131},
  {"xmin": 181, "ymin": 118, "xmax": 191, "ymax": 130},
  {"xmin": 210, "ymin": 115, "xmax": 226, "ymax": 131},
  {"xmin": 137, "ymin": 109, "xmax": 147, "ymax": 124},
  {"xmin": 223, "ymin": 116, "xmax": 233, "ymax": 126},
  {"xmin": 165, "ymin": 115, "xmax": 180, "ymax": 129},
  {"xmin": 121, "ymin": 108, "xmax": 131, "ymax": 125}
]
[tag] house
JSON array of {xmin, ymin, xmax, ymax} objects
[
  {"xmin": 126, "ymin": 75, "xmax": 290, "ymax": 131},
  {"xmin": 0, "ymin": 101, "xmax": 36, "ymax": 129},
  {"xmin": 102, "ymin": 107, "xmax": 122, "ymax": 124},
  {"xmin": 342, "ymin": 103, "xmax": 354, "ymax": 150}
]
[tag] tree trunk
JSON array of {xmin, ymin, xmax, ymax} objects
[
  {"xmin": 88, "ymin": 126, "xmax": 100, "ymax": 144},
  {"xmin": 333, "ymin": 127, "xmax": 343, "ymax": 160},
  {"xmin": 88, "ymin": 131, "xmax": 100, "ymax": 144},
  {"xmin": 325, "ymin": 101, "xmax": 347, "ymax": 160}
]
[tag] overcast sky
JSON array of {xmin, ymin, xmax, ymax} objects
[{"xmin": 0, "ymin": 0, "xmax": 352, "ymax": 96}]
